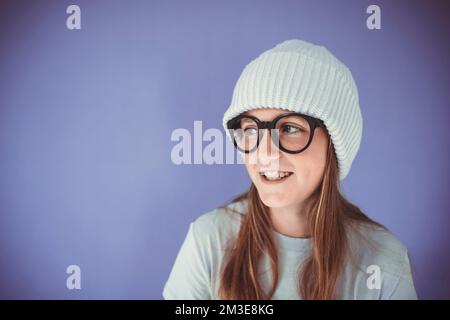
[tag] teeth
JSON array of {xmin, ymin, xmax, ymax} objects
[{"xmin": 259, "ymin": 171, "xmax": 293, "ymax": 180}]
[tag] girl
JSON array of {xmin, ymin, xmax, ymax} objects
[{"xmin": 163, "ymin": 39, "xmax": 417, "ymax": 300}]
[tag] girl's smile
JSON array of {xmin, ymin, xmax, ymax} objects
[{"xmin": 259, "ymin": 170, "xmax": 294, "ymax": 183}]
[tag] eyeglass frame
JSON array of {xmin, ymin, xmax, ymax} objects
[{"xmin": 226, "ymin": 111, "xmax": 325, "ymax": 154}]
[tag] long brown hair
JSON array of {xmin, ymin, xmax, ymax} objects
[{"xmin": 218, "ymin": 136, "xmax": 385, "ymax": 300}]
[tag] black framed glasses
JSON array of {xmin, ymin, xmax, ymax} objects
[{"xmin": 227, "ymin": 112, "xmax": 324, "ymax": 154}]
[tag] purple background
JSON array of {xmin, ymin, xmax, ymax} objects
[{"xmin": 0, "ymin": 0, "xmax": 449, "ymax": 299}]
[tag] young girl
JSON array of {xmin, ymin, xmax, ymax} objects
[{"xmin": 163, "ymin": 39, "xmax": 417, "ymax": 300}]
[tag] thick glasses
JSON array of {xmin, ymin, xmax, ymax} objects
[{"xmin": 227, "ymin": 112, "xmax": 324, "ymax": 154}]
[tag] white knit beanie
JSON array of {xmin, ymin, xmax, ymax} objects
[{"xmin": 222, "ymin": 39, "xmax": 363, "ymax": 181}]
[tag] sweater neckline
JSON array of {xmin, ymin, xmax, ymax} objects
[{"xmin": 272, "ymin": 229, "xmax": 312, "ymax": 252}]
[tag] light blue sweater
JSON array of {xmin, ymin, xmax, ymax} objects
[{"xmin": 163, "ymin": 199, "xmax": 417, "ymax": 300}]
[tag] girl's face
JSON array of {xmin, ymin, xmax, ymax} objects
[{"xmin": 242, "ymin": 108, "xmax": 329, "ymax": 210}]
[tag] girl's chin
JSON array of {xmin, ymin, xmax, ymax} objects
[{"xmin": 257, "ymin": 192, "xmax": 296, "ymax": 208}]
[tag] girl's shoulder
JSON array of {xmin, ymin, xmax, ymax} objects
[
  {"xmin": 195, "ymin": 198, "xmax": 247, "ymax": 225},
  {"xmin": 347, "ymin": 221, "xmax": 412, "ymax": 279},
  {"xmin": 189, "ymin": 199, "xmax": 248, "ymax": 246}
]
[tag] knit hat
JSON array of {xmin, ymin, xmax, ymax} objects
[{"xmin": 222, "ymin": 39, "xmax": 363, "ymax": 181}]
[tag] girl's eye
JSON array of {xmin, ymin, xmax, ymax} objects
[
  {"xmin": 243, "ymin": 127, "xmax": 258, "ymax": 136},
  {"xmin": 282, "ymin": 124, "xmax": 303, "ymax": 134}
]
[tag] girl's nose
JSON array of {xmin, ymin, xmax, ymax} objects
[{"xmin": 254, "ymin": 129, "xmax": 281, "ymax": 167}]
